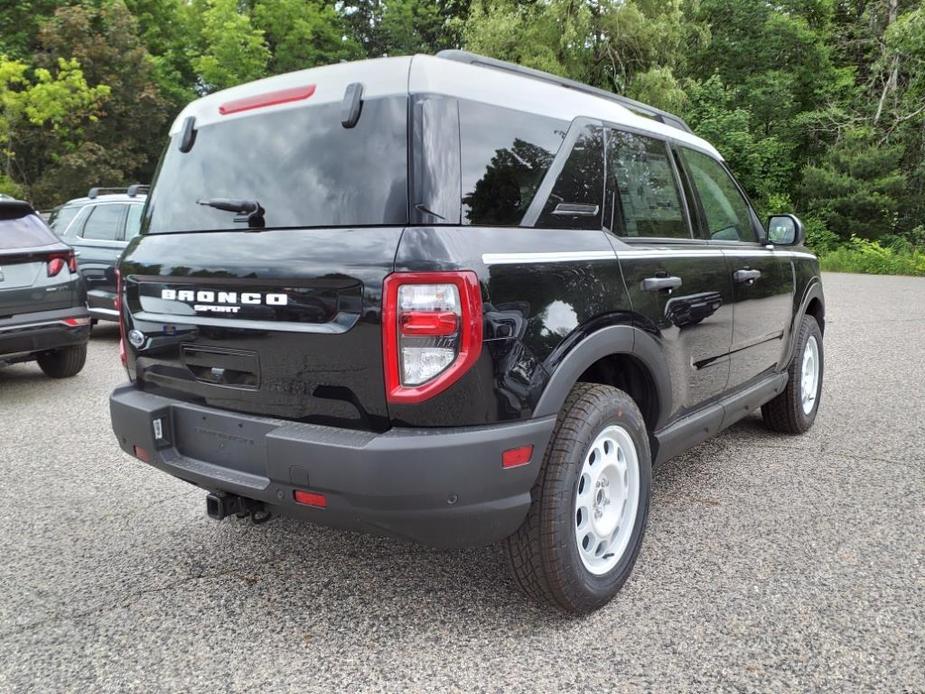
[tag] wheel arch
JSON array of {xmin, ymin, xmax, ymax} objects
[
  {"xmin": 785, "ymin": 280, "xmax": 826, "ymax": 365},
  {"xmin": 533, "ymin": 324, "xmax": 673, "ymax": 433}
]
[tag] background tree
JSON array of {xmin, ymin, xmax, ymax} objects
[
  {"xmin": 0, "ymin": 56, "xmax": 109, "ymax": 198},
  {"xmin": 192, "ymin": 0, "xmax": 269, "ymax": 91},
  {"xmin": 24, "ymin": 1, "xmax": 170, "ymax": 206}
]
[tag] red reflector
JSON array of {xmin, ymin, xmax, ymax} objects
[
  {"xmin": 293, "ymin": 489, "xmax": 327, "ymax": 508},
  {"xmin": 62, "ymin": 317, "xmax": 89, "ymax": 327},
  {"xmin": 502, "ymin": 445, "xmax": 533, "ymax": 469},
  {"xmin": 219, "ymin": 84, "xmax": 316, "ymax": 115},
  {"xmin": 133, "ymin": 445, "xmax": 151, "ymax": 463},
  {"xmin": 400, "ymin": 310, "xmax": 458, "ymax": 336}
]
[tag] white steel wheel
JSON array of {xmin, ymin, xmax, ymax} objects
[
  {"xmin": 574, "ymin": 424, "xmax": 641, "ymax": 576},
  {"xmin": 800, "ymin": 335, "xmax": 820, "ymax": 415}
]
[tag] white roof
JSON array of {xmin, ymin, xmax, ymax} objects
[{"xmin": 170, "ymin": 55, "xmax": 721, "ymax": 159}]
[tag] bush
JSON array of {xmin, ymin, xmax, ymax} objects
[{"xmin": 819, "ymin": 235, "xmax": 925, "ymax": 276}]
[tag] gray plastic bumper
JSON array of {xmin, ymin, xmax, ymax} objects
[{"xmin": 109, "ymin": 384, "xmax": 556, "ymax": 547}]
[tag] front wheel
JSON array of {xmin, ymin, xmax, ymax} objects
[
  {"xmin": 762, "ymin": 314, "xmax": 824, "ymax": 434},
  {"xmin": 503, "ymin": 382, "xmax": 651, "ymax": 614}
]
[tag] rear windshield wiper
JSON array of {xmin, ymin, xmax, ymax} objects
[{"xmin": 197, "ymin": 198, "xmax": 265, "ymax": 229}]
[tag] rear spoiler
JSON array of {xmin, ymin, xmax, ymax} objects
[{"xmin": 0, "ymin": 199, "xmax": 35, "ymax": 215}]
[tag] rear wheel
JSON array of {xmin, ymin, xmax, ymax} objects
[
  {"xmin": 503, "ymin": 382, "xmax": 651, "ymax": 614},
  {"xmin": 762, "ymin": 314, "xmax": 823, "ymax": 434},
  {"xmin": 37, "ymin": 344, "xmax": 87, "ymax": 378}
]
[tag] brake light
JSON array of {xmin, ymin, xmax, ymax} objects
[
  {"xmin": 116, "ymin": 269, "xmax": 126, "ymax": 366},
  {"xmin": 47, "ymin": 251, "xmax": 76, "ymax": 277},
  {"xmin": 219, "ymin": 84, "xmax": 316, "ymax": 115},
  {"xmin": 382, "ymin": 272, "xmax": 482, "ymax": 404}
]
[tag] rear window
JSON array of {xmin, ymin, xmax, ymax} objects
[
  {"xmin": 0, "ymin": 209, "xmax": 57, "ymax": 250},
  {"xmin": 144, "ymin": 96, "xmax": 408, "ymax": 233}
]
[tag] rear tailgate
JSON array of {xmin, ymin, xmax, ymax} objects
[
  {"xmin": 121, "ymin": 227, "xmax": 401, "ymax": 431},
  {"xmin": 1, "ymin": 206, "xmax": 81, "ymax": 316}
]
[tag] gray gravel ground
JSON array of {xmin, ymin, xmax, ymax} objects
[{"xmin": 1, "ymin": 272, "xmax": 923, "ymax": 692}]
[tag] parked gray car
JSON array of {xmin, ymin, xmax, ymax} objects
[
  {"xmin": 48, "ymin": 186, "xmax": 147, "ymax": 322},
  {"xmin": 0, "ymin": 198, "xmax": 90, "ymax": 377}
]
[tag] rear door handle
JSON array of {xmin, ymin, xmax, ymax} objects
[
  {"xmin": 734, "ymin": 269, "xmax": 762, "ymax": 284},
  {"xmin": 641, "ymin": 276, "xmax": 682, "ymax": 292}
]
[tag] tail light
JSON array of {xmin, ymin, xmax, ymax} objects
[
  {"xmin": 47, "ymin": 250, "xmax": 77, "ymax": 277},
  {"xmin": 116, "ymin": 269, "xmax": 126, "ymax": 366},
  {"xmin": 382, "ymin": 271, "xmax": 482, "ymax": 404}
]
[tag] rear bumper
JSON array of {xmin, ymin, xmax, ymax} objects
[
  {"xmin": 110, "ymin": 384, "xmax": 556, "ymax": 547},
  {"xmin": 87, "ymin": 289, "xmax": 119, "ymax": 322},
  {"xmin": 0, "ymin": 306, "xmax": 90, "ymax": 360}
]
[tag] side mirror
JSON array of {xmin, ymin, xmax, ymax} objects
[{"xmin": 766, "ymin": 214, "xmax": 805, "ymax": 246}]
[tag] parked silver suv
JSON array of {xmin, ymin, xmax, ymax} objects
[{"xmin": 48, "ymin": 185, "xmax": 147, "ymax": 322}]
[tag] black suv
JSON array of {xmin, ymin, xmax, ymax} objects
[
  {"xmin": 109, "ymin": 52, "xmax": 825, "ymax": 613},
  {"xmin": 1, "ymin": 199, "xmax": 90, "ymax": 377}
]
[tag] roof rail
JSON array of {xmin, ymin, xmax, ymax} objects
[
  {"xmin": 435, "ymin": 50, "xmax": 693, "ymax": 134},
  {"xmin": 87, "ymin": 185, "xmax": 149, "ymax": 199}
]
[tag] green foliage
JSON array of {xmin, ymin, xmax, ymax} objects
[
  {"xmin": 800, "ymin": 128, "xmax": 906, "ymax": 240},
  {"xmin": 193, "ymin": 0, "xmax": 270, "ymax": 91},
  {"xmin": 25, "ymin": 1, "xmax": 170, "ymax": 206},
  {"xmin": 819, "ymin": 236, "xmax": 925, "ymax": 276},
  {"xmin": 1, "ymin": 55, "xmax": 109, "ymax": 194},
  {"xmin": 254, "ymin": 0, "xmax": 361, "ymax": 75}
]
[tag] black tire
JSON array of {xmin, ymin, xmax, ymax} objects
[
  {"xmin": 36, "ymin": 344, "xmax": 87, "ymax": 378},
  {"xmin": 762, "ymin": 314, "xmax": 823, "ymax": 434},
  {"xmin": 503, "ymin": 382, "xmax": 652, "ymax": 614}
]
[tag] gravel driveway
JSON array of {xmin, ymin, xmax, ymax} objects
[{"xmin": 1, "ymin": 272, "xmax": 922, "ymax": 692}]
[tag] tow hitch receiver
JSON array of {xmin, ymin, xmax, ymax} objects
[{"xmin": 205, "ymin": 492, "xmax": 268, "ymax": 523}]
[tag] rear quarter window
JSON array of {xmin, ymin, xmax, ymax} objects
[
  {"xmin": 459, "ymin": 101, "xmax": 567, "ymax": 226},
  {"xmin": 0, "ymin": 210, "xmax": 58, "ymax": 250}
]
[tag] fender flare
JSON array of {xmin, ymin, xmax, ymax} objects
[
  {"xmin": 533, "ymin": 324, "xmax": 673, "ymax": 430},
  {"xmin": 784, "ymin": 279, "xmax": 825, "ymax": 364}
]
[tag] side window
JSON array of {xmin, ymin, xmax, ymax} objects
[
  {"xmin": 535, "ymin": 125, "xmax": 605, "ymax": 230},
  {"xmin": 606, "ymin": 129, "xmax": 690, "ymax": 239},
  {"xmin": 678, "ymin": 148, "xmax": 756, "ymax": 242},
  {"xmin": 81, "ymin": 204, "xmax": 126, "ymax": 241},
  {"xmin": 459, "ymin": 101, "xmax": 567, "ymax": 226},
  {"xmin": 47, "ymin": 205, "xmax": 81, "ymax": 236},
  {"xmin": 125, "ymin": 203, "xmax": 144, "ymax": 240}
]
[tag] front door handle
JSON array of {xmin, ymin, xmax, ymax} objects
[
  {"xmin": 734, "ymin": 269, "xmax": 762, "ymax": 284},
  {"xmin": 641, "ymin": 275, "xmax": 683, "ymax": 292}
]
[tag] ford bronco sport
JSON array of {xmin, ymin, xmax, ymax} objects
[{"xmin": 109, "ymin": 51, "xmax": 825, "ymax": 613}]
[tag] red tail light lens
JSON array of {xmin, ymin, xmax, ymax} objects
[
  {"xmin": 382, "ymin": 271, "xmax": 482, "ymax": 404},
  {"xmin": 47, "ymin": 251, "xmax": 76, "ymax": 277}
]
